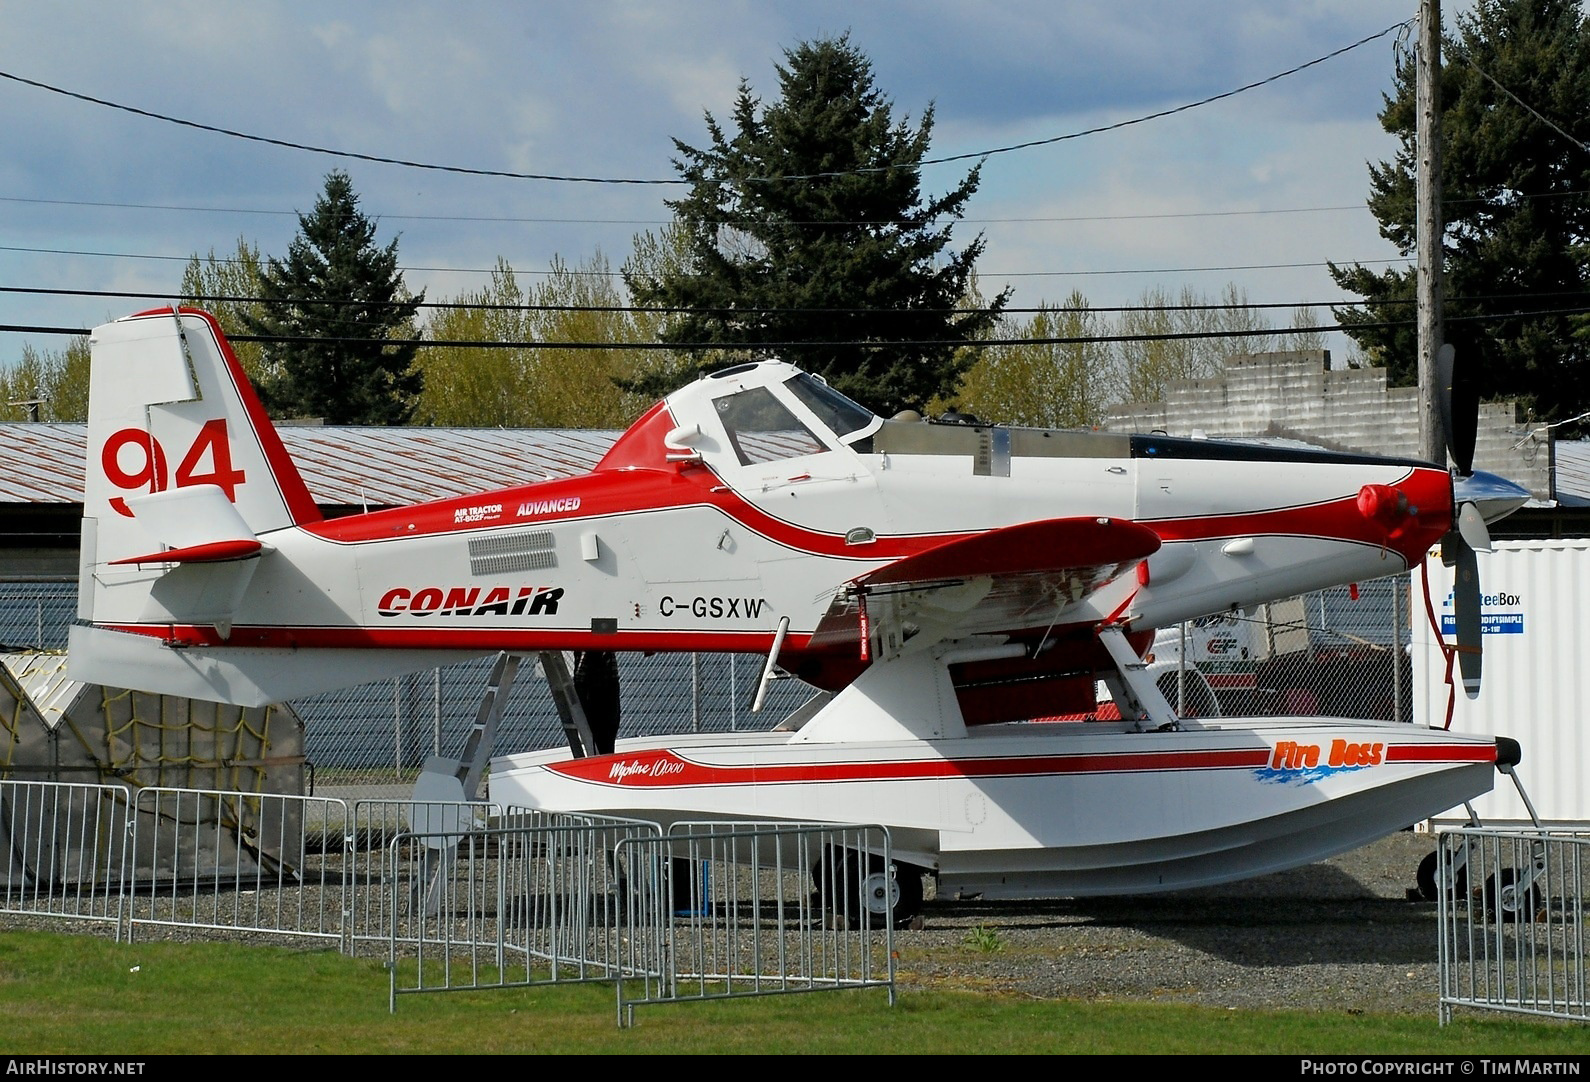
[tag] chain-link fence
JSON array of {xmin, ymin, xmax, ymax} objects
[
  {"xmin": 0, "ymin": 572, "xmax": 1432, "ymax": 781},
  {"xmin": 1171, "ymin": 574, "xmax": 1418, "ymax": 724},
  {"xmin": 293, "ymin": 651, "xmax": 821, "ymax": 784},
  {"xmin": 0, "ymin": 587, "xmax": 74, "ymax": 652}
]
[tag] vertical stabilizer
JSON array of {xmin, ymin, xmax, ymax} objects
[
  {"xmin": 72, "ymin": 308, "xmax": 483, "ymax": 704},
  {"xmin": 83, "ymin": 307, "xmax": 321, "ymax": 556},
  {"xmin": 78, "ymin": 307, "xmax": 321, "ymax": 635}
]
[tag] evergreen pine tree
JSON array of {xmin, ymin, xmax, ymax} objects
[
  {"xmin": 243, "ymin": 171, "xmax": 423, "ymax": 424},
  {"xmin": 625, "ymin": 35, "xmax": 1008, "ymax": 416},
  {"xmin": 181, "ymin": 237, "xmax": 271, "ymax": 387},
  {"xmin": 1330, "ymin": 0, "xmax": 1590, "ymax": 431}
]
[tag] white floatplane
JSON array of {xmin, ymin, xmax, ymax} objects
[{"xmin": 69, "ymin": 307, "xmax": 1527, "ymax": 923}]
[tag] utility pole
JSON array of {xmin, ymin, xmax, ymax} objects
[
  {"xmin": 7, "ymin": 392, "xmax": 44, "ymax": 422},
  {"xmin": 1417, "ymin": 0, "xmax": 1445, "ymax": 466}
]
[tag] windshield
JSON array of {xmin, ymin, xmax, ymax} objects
[
  {"xmin": 785, "ymin": 373, "xmax": 877, "ymax": 440},
  {"xmin": 714, "ymin": 386, "xmax": 828, "ymax": 465}
]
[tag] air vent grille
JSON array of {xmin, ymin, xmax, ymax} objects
[{"xmin": 469, "ymin": 531, "xmax": 556, "ymax": 576}]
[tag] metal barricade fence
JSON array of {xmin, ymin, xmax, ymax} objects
[
  {"xmin": 614, "ymin": 822, "xmax": 896, "ymax": 1026},
  {"xmin": 0, "ymin": 778, "xmax": 131, "ymax": 933},
  {"xmin": 383, "ymin": 813, "xmax": 897, "ymax": 1026},
  {"xmin": 386, "ymin": 810, "xmax": 665, "ymax": 1012},
  {"xmin": 0, "ymin": 780, "xmax": 903, "ymax": 1027},
  {"xmin": 1437, "ymin": 827, "xmax": 1590, "ymax": 1024},
  {"xmin": 125, "ymin": 786, "xmax": 350, "ymax": 948},
  {"xmin": 346, "ymin": 796, "xmax": 502, "ymax": 956}
]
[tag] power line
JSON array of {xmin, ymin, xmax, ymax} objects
[
  {"xmin": 18, "ymin": 282, "xmax": 1589, "ymax": 316},
  {"xmin": 0, "ymin": 70, "xmax": 675, "ymax": 186},
  {"xmin": 0, "ymin": 242, "xmax": 1409, "ymax": 282},
  {"xmin": 0, "ymin": 22, "xmax": 1408, "ymax": 186},
  {"xmin": 1019, "ymin": 260, "xmax": 1406, "ymax": 279},
  {"xmin": 799, "ymin": 22, "xmax": 1413, "ymax": 177},
  {"xmin": 7, "ymin": 305, "xmax": 1589, "ymax": 349},
  {"xmin": 16, "ymin": 186, "xmax": 1589, "ymax": 228},
  {"xmin": 0, "ymin": 320, "xmax": 1414, "ymax": 349},
  {"xmin": 0, "ymin": 194, "xmax": 664, "ymax": 225},
  {"xmin": 0, "ymin": 192, "xmax": 1382, "ymax": 227},
  {"xmin": 0, "ymin": 283, "xmax": 1407, "ymax": 317},
  {"xmin": 0, "ymin": 278, "xmax": 1526, "ymax": 313},
  {"xmin": 1458, "ymin": 58, "xmax": 1590, "ymax": 156}
]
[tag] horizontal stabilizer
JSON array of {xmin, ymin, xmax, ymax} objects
[
  {"xmin": 110, "ymin": 539, "xmax": 263, "ymax": 565},
  {"xmin": 112, "ymin": 484, "xmax": 262, "ymax": 565}
]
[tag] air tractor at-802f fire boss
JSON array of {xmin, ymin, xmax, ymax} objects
[{"xmin": 70, "ymin": 307, "xmax": 1529, "ymax": 925}]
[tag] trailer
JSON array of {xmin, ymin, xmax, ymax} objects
[{"xmin": 1411, "ymin": 538, "xmax": 1590, "ymax": 828}]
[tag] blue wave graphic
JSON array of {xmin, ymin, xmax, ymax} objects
[{"xmin": 1253, "ymin": 764, "xmax": 1369, "ymax": 786}]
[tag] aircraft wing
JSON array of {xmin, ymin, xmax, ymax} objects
[{"xmin": 810, "ymin": 516, "xmax": 1161, "ymax": 661}]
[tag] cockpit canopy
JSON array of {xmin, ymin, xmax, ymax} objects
[
  {"xmin": 686, "ymin": 362, "xmax": 883, "ymax": 466},
  {"xmin": 653, "ymin": 358, "xmax": 1134, "ymax": 473}
]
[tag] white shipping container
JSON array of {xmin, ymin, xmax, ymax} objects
[{"xmin": 1411, "ymin": 538, "xmax": 1590, "ymax": 827}]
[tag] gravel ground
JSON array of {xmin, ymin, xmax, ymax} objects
[{"xmin": 890, "ymin": 829, "xmax": 1448, "ymax": 1015}]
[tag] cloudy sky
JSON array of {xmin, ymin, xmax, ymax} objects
[{"xmin": 0, "ymin": 1, "xmax": 1473, "ymax": 372}]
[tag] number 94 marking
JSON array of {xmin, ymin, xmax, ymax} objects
[{"xmin": 100, "ymin": 419, "xmax": 245, "ymax": 517}]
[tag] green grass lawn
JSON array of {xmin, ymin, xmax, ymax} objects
[{"xmin": 1, "ymin": 929, "xmax": 1587, "ymax": 1056}]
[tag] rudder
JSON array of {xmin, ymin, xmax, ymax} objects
[
  {"xmin": 77, "ymin": 307, "xmax": 322, "ymax": 641},
  {"xmin": 83, "ymin": 307, "xmax": 321, "ymax": 552},
  {"xmin": 71, "ymin": 307, "xmax": 487, "ymax": 705}
]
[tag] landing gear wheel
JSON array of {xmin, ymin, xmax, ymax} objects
[
  {"xmin": 856, "ymin": 858, "xmax": 898, "ymax": 928},
  {"xmin": 1484, "ymin": 867, "xmax": 1541, "ymax": 923},
  {"xmin": 888, "ymin": 862, "xmax": 925, "ymax": 928},
  {"xmin": 1416, "ymin": 851, "xmax": 1437, "ymax": 901},
  {"xmin": 1415, "ymin": 850, "xmax": 1468, "ymax": 902},
  {"xmin": 812, "ymin": 850, "xmax": 923, "ymax": 929}
]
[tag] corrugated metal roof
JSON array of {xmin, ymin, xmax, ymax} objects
[
  {"xmin": 1554, "ymin": 440, "xmax": 1590, "ymax": 506},
  {"xmin": 278, "ymin": 426, "xmax": 620, "ymax": 506},
  {"xmin": 0, "ymin": 423, "xmax": 620, "ymax": 507},
  {"xmin": 0, "ymin": 424, "xmax": 93, "ymax": 503}
]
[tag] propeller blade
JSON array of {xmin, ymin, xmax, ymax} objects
[
  {"xmin": 1434, "ymin": 333, "xmax": 1511, "ymax": 700},
  {"xmin": 1436, "ymin": 338, "xmax": 1479, "ymax": 476},
  {"xmin": 1444, "ymin": 534, "xmax": 1483, "ymax": 699},
  {"xmin": 1456, "ymin": 501, "xmax": 1492, "ymax": 553}
]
